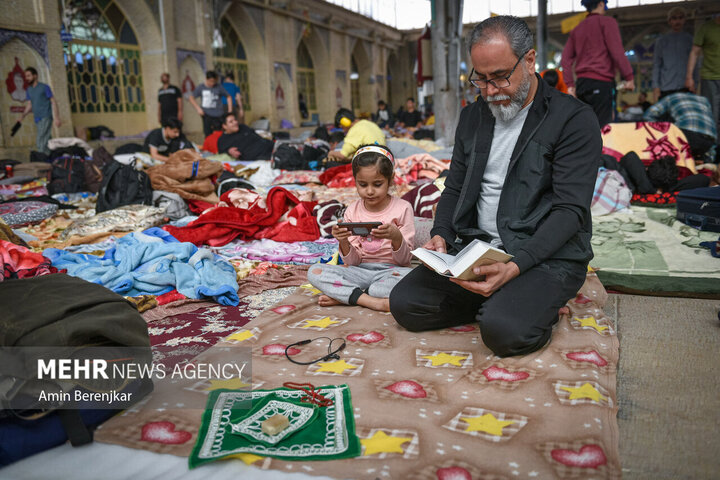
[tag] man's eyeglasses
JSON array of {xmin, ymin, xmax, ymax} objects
[{"xmin": 469, "ymin": 51, "xmax": 528, "ymax": 89}]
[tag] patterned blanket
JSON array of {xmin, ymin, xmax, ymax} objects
[
  {"xmin": 591, "ymin": 205, "xmax": 720, "ymax": 296},
  {"xmin": 95, "ymin": 272, "xmax": 621, "ymax": 479}
]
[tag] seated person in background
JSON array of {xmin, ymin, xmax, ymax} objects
[
  {"xmin": 374, "ymin": 100, "xmax": 394, "ymax": 128},
  {"xmin": 142, "ymin": 117, "xmax": 193, "ymax": 162},
  {"xmin": 643, "ymin": 92, "xmax": 717, "ymax": 161},
  {"xmin": 396, "ymin": 97, "xmax": 424, "ymax": 132},
  {"xmin": 327, "ymin": 108, "xmax": 385, "ymax": 163},
  {"xmin": 217, "ymin": 112, "xmax": 274, "ymax": 160},
  {"xmin": 329, "ymin": 131, "xmax": 345, "ymax": 151},
  {"xmin": 201, "ymin": 117, "xmax": 224, "ymax": 154},
  {"xmin": 540, "ymin": 68, "xmax": 567, "ymax": 93},
  {"xmin": 637, "ymin": 92, "xmax": 652, "ymax": 111},
  {"xmin": 600, "ymin": 152, "xmax": 710, "ymax": 193}
]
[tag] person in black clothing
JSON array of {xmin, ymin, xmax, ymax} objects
[
  {"xmin": 389, "ymin": 16, "xmax": 600, "ymax": 357},
  {"xmin": 601, "ymin": 152, "xmax": 710, "ymax": 193},
  {"xmin": 396, "ymin": 97, "xmax": 424, "ymax": 129},
  {"xmin": 217, "ymin": 112, "xmax": 274, "ymax": 160},
  {"xmin": 143, "ymin": 117, "xmax": 193, "ymax": 162},
  {"xmin": 157, "ymin": 73, "xmax": 183, "ymax": 125}
]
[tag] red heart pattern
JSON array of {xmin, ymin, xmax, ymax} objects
[
  {"xmin": 270, "ymin": 305, "xmax": 295, "ymax": 314},
  {"xmin": 346, "ymin": 331, "xmax": 385, "ymax": 344},
  {"xmin": 551, "ymin": 444, "xmax": 607, "ymax": 468},
  {"xmin": 436, "ymin": 466, "xmax": 473, "ymax": 480},
  {"xmin": 482, "ymin": 365, "xmax": 530, "ymax": 382},
  {"xmin": 385, "ymin": 380, "xmax": 427, "ymax": 398},
  {"xmin": 141, "ymin": 421, "xmax": 192, "ymax": 444},
  {"xmin": 263, "ymin": 343, "xmax": 300, "ymax": 355},
  {"xmin": 573, "ymin": 293, "xmax": 593, "ymax": 304},
  {"xmin": 566, "ymin": 350, "xmax": 608, "ymax": 367}
]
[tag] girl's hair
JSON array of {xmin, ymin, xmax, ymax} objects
[{"xmin": 351, "ymin": 144, "xmax": 395, "ymax": 183}]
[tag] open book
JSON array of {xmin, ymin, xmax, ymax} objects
[{"xmin": 411, "ymin": 239, "xmax": 513, "ymax": 280}]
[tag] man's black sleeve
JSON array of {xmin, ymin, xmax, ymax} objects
[{"xmin": 510, "ymin": 105, "xmax": 601, "ymax": 273}]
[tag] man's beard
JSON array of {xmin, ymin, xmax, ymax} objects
[{"xmin": 485, "ymin": 70, "xmax": 532, "ymax": 122}]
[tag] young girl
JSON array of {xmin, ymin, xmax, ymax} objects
[{"xmin": 308, "ymin": 145, "xmax": 415, "ymax": 312}]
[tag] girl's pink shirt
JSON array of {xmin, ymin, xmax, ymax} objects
[{"xmin": 340, "ymin": 196, "xmax": 415, "ymax": 267}]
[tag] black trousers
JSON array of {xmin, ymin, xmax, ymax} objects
[
  {"xmin": 202, "ymin": 115, "xmax": 222, "ymax": 136},
  {"xmin": 681, "ymin": 129, "xmax": 716, "ymax": 159},
  {"xmin": 389, "ymin": 261, "xmax": 587, "ymax": 357},
  {"xmin": 576, "ymin": 78, "xmax": 616, "ymax": 127}
]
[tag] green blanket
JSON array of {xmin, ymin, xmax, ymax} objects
[{"xmin": 591, "ymin": 205, "xmax": 720, "ymax": 296}]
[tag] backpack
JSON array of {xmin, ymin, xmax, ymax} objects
[
  {"xmin": 48, "ymin": 155, "xmax": 86, "ymax": 195},
  {"xmin": 95, "ymin": 160, "xmax": 153, "ymax": 213},
  {"xmin": 272, "ymin": 143, "xmax": 305, "ymax": 170},
  {"xmin": 83, "ymin": 146, "xmax": 114, "ymax": 193},
  {"xmin": 0, "ymin": 274, "xmax": 153, "ymax": 465}
]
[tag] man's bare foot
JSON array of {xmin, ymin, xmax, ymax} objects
[
  {"xmin": 559, "ymin": 306, "xmax": 570, "ymax": 316},
  {"xmin": 357, "ymin": 294, "xmax": 390, "ymax": 312},
  {"xmin": 318, "ymin": 295, "xmax": 342, "ymax": 307}
]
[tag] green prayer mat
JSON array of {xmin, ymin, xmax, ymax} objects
[{"xmin": 189, "ymin": 384, "xmax": 360, "ymax": 468}]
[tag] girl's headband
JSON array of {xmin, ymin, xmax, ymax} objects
[{"xmin": 352, "ymin": 145, "xmax": 395, "ymax": 167}]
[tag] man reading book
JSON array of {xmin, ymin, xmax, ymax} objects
[{"xmin": 389, "ymin": 16, "xmax": 600, "ymax": 357}]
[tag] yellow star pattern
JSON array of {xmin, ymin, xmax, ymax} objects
[
  {"xmin": 204, "ymin": 378, "xmax": 250, "ymax": 391},
  {"xmin": 422, "ymin": 352, "xmax": 468, "ymax": 367},
  {"xmin": 461, "ymin": 413, "xmax": 515, "ymax": 436},
  {"xmin": 574, "ymin": 316, "xmax": 608, "ymax": 332},
  {"xmin": 225, "ymin": 453, "xmax": 264, "ymax": 465},
  {"xmin": 315, "ymin": 359, "xmax": 357, "ymax": 374},
  {"xmin": 300, "ymin": 283, "xmax": 322, "ymax": 295},
  {"xmin": 302, "ymin": 317, "xmax": 339, "ymax": 329},
  {"xmin": 360, "ymin": 430, "xmax": 412, "ymax": 456},
  {"xmin": 560, "ymin": 382, "xmax": 606, "ymax": 402},
  {"xmin": 225, "ymin": 329, "xmax": 255, "ymax": 342}
]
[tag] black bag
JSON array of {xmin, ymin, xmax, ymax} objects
[
  {"xmin": 29, "ymin": 151, "xmax": 50, "ymax": 163},
  {"xmin": 48, "ymin": 155, "xmax": 86, "ymax": 195},
  {"xmin": 676, "ymin": 186, "xmax": 720, "ymax": 232},
  {"xmin": 84, "ymin": 146, "xmax": 114, "ymax": 194},
  {"xmin": 49, "ymin": 145, "xmax": 89, "ymax": 161},
  {"xmin": 0, "ymin": 274, "xmax": 153, "ymax": 465},
  {"xmin": 271, "ymin": 143, "xmax": 305, "ymax": 170},
  {"xmin": 114, "ymin": 143, "xmax": 144, "ymax": 155},
  {"xmin": 95, "ymin": 160, "xmax": 153, "ymax": 213},
  {"xmin": 216, "ymin": 170, "xmax": 255, "ymax": 197}
]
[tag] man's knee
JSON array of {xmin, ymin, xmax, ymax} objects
[
  {"xmin": 388, "ymin": 286, "xmax": 427, "ymax": 333},
  {"xmin": 478, "ymin": 316, "xmax": 551, "ymax": 358}
]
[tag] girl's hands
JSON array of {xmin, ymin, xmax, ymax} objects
[
  {"xmin": 331, "ymin": 224, "xmax": 352, "ymax": 256},
  {"xmin": 371, "ymin": 222, "xmax": 403, "ymax": 250}
]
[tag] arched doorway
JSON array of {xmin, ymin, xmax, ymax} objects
[
  {"xmin": 62, "ymin": 0, "xmax": 145, "ymax": 135},
  {"xmin": 350, "ymin": 57, "xmax": 360, "ymax": 115},
  {"xmin": 296, "ymin": 41, "xmax": 316, "ymax": 118},
  {"xmin": 350, "ymin": 40, "xmax": 372, "ymax": 116},
  {"xmin": 214, "ymin": 17, "xmax": 251, "ymax": 113}
]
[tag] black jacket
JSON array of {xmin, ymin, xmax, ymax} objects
[{"xmin": 431, "ymin": 75, "xmax": 600, "ymax": 273}]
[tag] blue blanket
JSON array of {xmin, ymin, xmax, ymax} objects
[{"xmin": 44, "ymin": 228, "xmax": 239, "ymax": 305}]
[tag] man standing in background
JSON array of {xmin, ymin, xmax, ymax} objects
[
  {"xmin": 652, "ymin": 7, "xmax": 694, "ymax": 101},
  {"xmin": 16, "ymin": 67, "xmax": 61, "ymax": 154},
  {"xmin": 157, "ymin": 72, "xmax": 183, "ymax": 125},
  {"xmin": 561, "ymin": 0, "xmax": 634, "ymax": 126},
  {"xmin": 188, "ymin": 71, "xmax": 232, "ymax": 136},
  {"xmin": 686, "ymin": 14, "xmax": 720, "ymax": 141},
  {"xmin": 221, "ymin": 72, "xmax": 244, "ymax": 123}
]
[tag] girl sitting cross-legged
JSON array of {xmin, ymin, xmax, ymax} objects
[{"xmin": 308, "ymin": 145, "xmax": 415, "ymax": 312}]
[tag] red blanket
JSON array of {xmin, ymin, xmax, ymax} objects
[{"xmin": 164, "ymin": 187, "xmax": 319, "ymax": 246}]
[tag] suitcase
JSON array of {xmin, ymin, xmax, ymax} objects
[{"xmin": 676, "ymin": 186, "xmax": 720, "ymax": 232}]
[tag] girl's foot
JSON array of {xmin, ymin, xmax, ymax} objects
[
  {"xmin": 559, "ymin": 306, "xmax": 570, "ymax": 316},
  {"xmin": 318, "ymin": 295, "xmax": 342, "ymax": 307}
]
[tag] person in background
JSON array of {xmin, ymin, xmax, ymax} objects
[
  {"xmin": 157, "ymin": 72, "xmax": 183, "ymax": 125},
  {"xmin": 222, "ymin": 71, "xmax": 244, "ymax": 123},
  {"xmin": 188, "ymin": 71, "xmax": 232, "ymax": 136},
  {"xmin": 375, "ymin": 100, "xmax": 393, "ymax": 128},
  {"xmin": 142, "ymin": 117, "xmax": 192, "ymax": 162},
  {"xmin": 327, "ymin": 108, "xmax": 385, "ymax": 163},
  {"xmin": 217, "ymin": 112, "xmax": 274, "ymax": 160},
  {"xmin": 396, "ymin": 97, "xmax": 424, "ymax": 130},
  {"xmin": 686, "ymin": 13, "xmax": 720, "ymax": 140},
  {"xmin": 637, "ymin": 92, "xmax": 652, "ymax": 111},
  {"xmin": 652, "ymin": 7, "xmax": 694, "ymax": 101},
  {"xmin": 298, "ymin": 93, "xmax": 309, "ymax": 119},
  {"xmin": 561, "ymin": 0, "xmax": 634, "ymax": 126},
  {"xmin": 17, "ymin": 67, "xmax": 61, "ymax": 155},
  {"xmin": 201, "ymin": 117, "xmax": 224, "ymax": 154},
  {"xmin": 644, "ymin": 91, "xmax": 717, "ymax": 161}
]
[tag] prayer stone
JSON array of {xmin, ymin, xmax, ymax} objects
[{"xmin": 261, "ymin": 414, "xmax": 290, "ymax": 435}]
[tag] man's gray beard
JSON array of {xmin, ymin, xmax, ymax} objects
[{"xmin": 485, "ymin": 72, "xmax": 532, "ymax": 122}]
